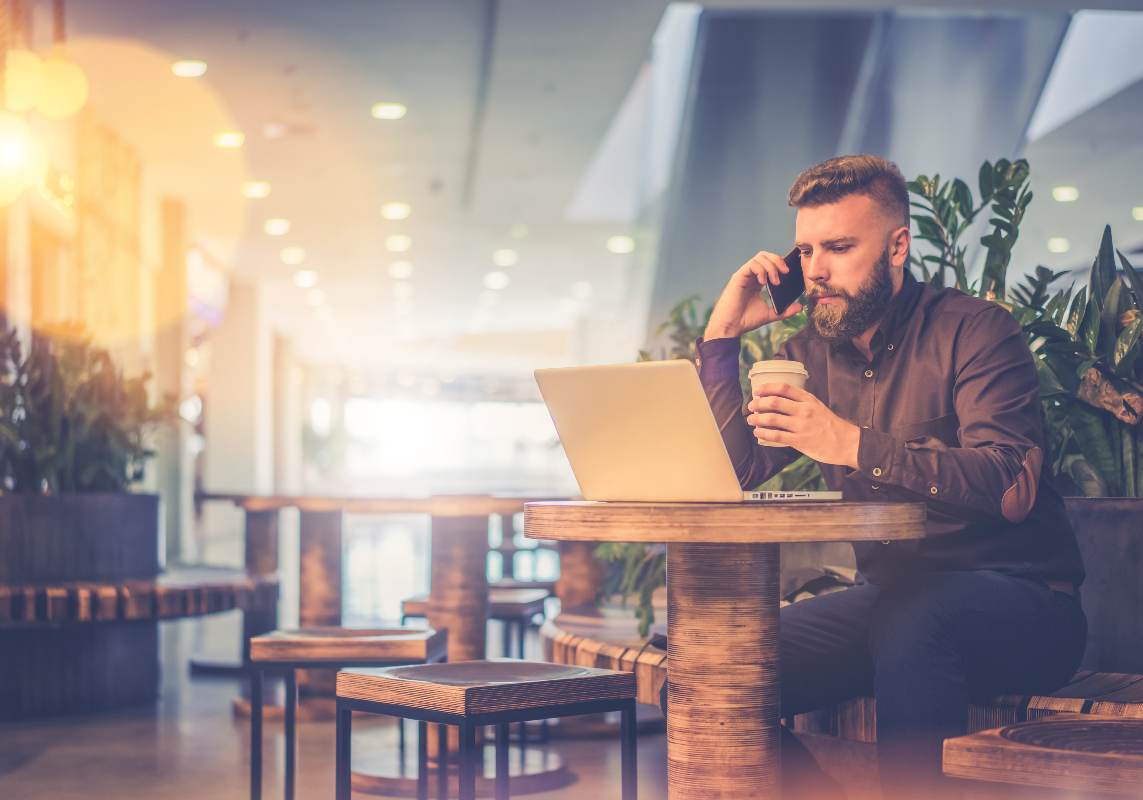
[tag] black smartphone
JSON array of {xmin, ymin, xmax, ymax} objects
[{"xmin": 765, "ymin": 246, "xmax": 805, "ymax": 314}]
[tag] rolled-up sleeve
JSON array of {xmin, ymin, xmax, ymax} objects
[
  {"xmin": 696, "ymin": 336, "xmax": 799, "ymax": 490},
  {"xmin": 854, "ymin": 305, "xmax": 1045, "ymax": 523}
]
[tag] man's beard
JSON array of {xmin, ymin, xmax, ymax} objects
[{"xmin": 805, "ymin": 247, "xmax": 894, "ymax": 344}]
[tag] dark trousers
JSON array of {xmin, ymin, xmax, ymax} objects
[{"xmin": 662, "ymin": 570, "xmax": 1087, "ymax": 799}]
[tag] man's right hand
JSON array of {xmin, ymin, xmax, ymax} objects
[{"xmin": 703, "ymin": 250, "xmax": 804, "ymax": 341}]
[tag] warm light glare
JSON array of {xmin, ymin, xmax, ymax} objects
[
  {"xmin": 386, "ymin": 234, "xmax": 412, "ymax": 252},
  {"xmin": 381, "ymin": 201, "xmax": 411, "ymax": 220},
  {"xmin": 243, "ymin": 181, "xmax": 272, "ymax": 199},
  {"xmin": 388, "ymin": 260, "xmax": 414, "ymax": 279},
  {"xmin": 36, "ymin": 57, "xmax": 89, "ymax": 119},
  {"xmin": 172, "ymin": 60, "xmax": 208, "ymax": 78},
  {"xmin": 484, "ymin": 271, "xmax": 510, "ymax": 291},
  {"xmin": 607, "ymin": 235, "xmax": 636, "ymax": 254},
  {"xmin": 4, "ymin": 50, "xmax": 42, "ymax": 112},
  {"xmin": 264, "ymin": 218, "xmax": 290, "ymax": 236},
  {"xmin": 0, "ymin": 113, "xmax": 47, "ymax": 205},
  {"xmin": 294, "ymin": 269, "xmax": 319, "ymax": 289},
  {"xmin": 371, "ymin": 102, "xmax": 407, "ymax": 120},
  {"xmin": 1052, "ymin": 186, "xmax": 1079, "ymax": 203},
  {"xmin": 492, "ymin": 249, "xmax": 519, "ymax": 268},
  {"xmin": 1047, "ymin": 237, "xmax": 1071, "ymax": 254},
  {"xmin": 281, "ymin": 246, "xmax": 306, "ymax": 265},
  {"xmin": 214, "ymin": 130, "xmax": 245, "ymax": 149}
]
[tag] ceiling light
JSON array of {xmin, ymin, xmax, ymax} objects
[
  {"xmin": 1047, "ymin": 237, "xmax": 1070, "ymax": 254},
  {"xmin": 388, "ymin": 260, "xmax": 414, "ymax": 279},
  {"xmin": 371, "ymin": 102, "xmax": 407, "ymax": 120},
  {"xmin": 281, "ymin": 246, "xmax": 306, "ymax": 265},
  {"xmin": 392, "ymin": 282, "xmax": 415, "ymax": 301},
  {"xmin": 264, "ymin": 218, "xmax": 290, "ymax": 236},
  {"xmin": 293, "ymin": 269, "xmax": 318, "ymax": 289},
  {"xmin": 1133, "ymin": 207, "xmax": 1143, "ymax": 222},
  {"xmin": 492, "ymin": 248, "xmax": 518, "ymax": 268},
  {"xmin": 307, "ymin": 289, "xmax": 325, "ymax": 307},
  {"xmin": 571, "ymin": 281, "xmax": 593, "ymax": 301},
  {"xmin": 484, "ymin": 271, "xmax": 510, "ymax": 291},
  {"xmin": 509, "ymin": 223, "xmax": 529, "ymax": 240},
  {"xmin": 607, "ymin": 235, "xmax": 635, "ymax": 254},
  {"xmin": 243, "ymin": 181, "xmax": 271, "ymax": 199},
  {"xmin": 1052, "ymin": 186, "xmax": 1079, "ymax": 203},
  {"xmin": 171, "ymin": 60, "xmax": 207, "ymax": 78},
  {"xmin": 386, "ymin": 234, "xmax": 412, "ymax": 252},
  {"xmin": 213, "ymin": 131, "xmax": 245, "ymax": 149},
  {"xmin": 381, "ymin": 201, "xmax": 411, "ymax": 220}
]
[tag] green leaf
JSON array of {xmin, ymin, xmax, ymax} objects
[
  {"xmin": 1117, "ymin": 249, "xmax": 1143, "ymax": 309},
  {"xmin": 1089, "ymin": 225, "xmax": 1118, "ymax": 313},
  {"xmin": 1113, "ymin": 317, "xmax": 1143, "ymax": 377},
  {"xmin": 1067, "ymin": 287, "xmax": 1088, "ymax": 337},
  {"xmin": 978, "ymin": 161, "xmax": 994, "ymax": 200},
  {"xmin": 953, "ymin": 178, "xmax": 973, "ymax": 216},
  {"xmin": 1069, "ymin": 404, "xmax": 1120, "ymax": 496}
]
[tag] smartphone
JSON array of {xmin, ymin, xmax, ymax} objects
[{"xmin": 765, "ymin": 246, "xmax": 805, "ymax": 314}]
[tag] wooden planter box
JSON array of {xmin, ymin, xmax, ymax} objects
[
  {"xmin": 1065, "ymin": 497, "xmax": 1143, "ymax": 675},
  {"xmin": 0, "ymin": 493, "xmax": 160, "ymax": 583}
]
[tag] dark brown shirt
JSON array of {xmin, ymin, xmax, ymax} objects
[{"xmin": 696, "ymin": 268, "xmax": 1084, "ymax": 586}]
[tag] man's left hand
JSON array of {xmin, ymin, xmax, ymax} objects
[{"xmin": 747, "ymin": 383, "xmax": 861, "ymax": 468}]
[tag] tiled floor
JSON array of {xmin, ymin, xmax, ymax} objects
[{"xmin": 0, "ymin": 618, "xmax": 668, "ymax": 800}]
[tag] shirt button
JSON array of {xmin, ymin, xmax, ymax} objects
[
  {"xmin": 871, "ymin": 484, "xmax": 880, "ymax": 491},
  {"xmin": 872, "ymin": 467, "xmax": 883, "ymax": 477},
  {"xmin": 887, "ymin": 343, "xmax": 895, "ymax": 351},
  {"xmin": 881, "ymin": 539, "xmax": 891, "ymax": 545},
  {"xmin": 929, "ymin": 485, "xmax": 939, "ymax": 495},
  {"xmin": 864, "ymin": 369, "xmax": 874, "ymax": 378}
]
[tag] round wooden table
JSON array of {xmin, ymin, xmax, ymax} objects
[{"xmin": 525, "ymin": 500, "xmax": 927, "ymax": 800}]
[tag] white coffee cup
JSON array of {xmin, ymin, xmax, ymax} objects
[{"xmin": 748, "ymin": 360, "xmax": 810, "ymax": 447}]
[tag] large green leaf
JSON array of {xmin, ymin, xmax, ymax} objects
[
  {"xmin": 1089, "ymin": 225, "xmax": 1118, "ymax": 313},
  {"xmin": 1118, "ymin": 249, "xmax": 1143, "ymax": 309},
  {"xmin": 1113, "ymin": 317, "xmax": 1143, "ymax": 377},
  {"xmin": 1069, "ymin": 404, "xmax": 1120, "ymax": 496}
]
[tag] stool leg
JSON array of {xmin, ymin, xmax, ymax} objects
[
  {"xmin": 285, "ymin": 669, "xmax": 297, "ymax": 800},
  {"xmin": 514, "ymin": 622, "xmax": 528, "ymax": 744},
  {"xmin": 251, "ymin": 668, "xmax": 263, "ymax": 800},
  {"xmin": 417, "ymin": 721, "xmax": 428, "ymax": 800},
  {"xmin": 501, "ymin": 618, "xmax": 511, "ymax": 659},
  {"xmin": 398, "ymin": 718, "xmax": 407, "ymax": 774},
  {"xmin": 459, "ymin": 722, "xmax": 477, "ymax": 800},
  {"xmin": 620, "ymin": 701, "xmax": 637, "ymax": 800},
  {"xmin": 495, "ymin": 723, "xmax": 510, "ymax": 800},
  {"xmin": 335, "ymin": 702, "xmax": 352, "ymax": 800},
  {"xmin": 437, "ymin": 724, "xmax": 448, "ymax": 800}
]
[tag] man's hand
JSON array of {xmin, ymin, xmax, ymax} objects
[
  {"xmin": 747, "ymin": 383, "xmax": 861, "ymax": 468},
  {"xmin": 703, "ymin": 251, "xmax": 804, "ymax": 341}
]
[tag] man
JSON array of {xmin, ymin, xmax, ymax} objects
[{"xmin": 690, "ymin": 155, "xmax": 1086, "ymax": 798}]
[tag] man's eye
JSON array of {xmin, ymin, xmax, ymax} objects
[{"xmin": 831, "ymin": 246, "xmax": 851, "ymax": 253}]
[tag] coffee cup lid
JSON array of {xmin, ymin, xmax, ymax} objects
[{"xmin": 749, "ymin": 360, "xmax": 808, "ymax": 377}]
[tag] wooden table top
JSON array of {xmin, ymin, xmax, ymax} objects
[
  {"xmin": 201, "ymin": 493, "xmax": 567, "ymax": 516},
  {"xmin": 524, "ymin": 500, "xmax": 927, "ymax": 544}
]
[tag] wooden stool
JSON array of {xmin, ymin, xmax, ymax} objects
[
  {"xmin": 943, "ymin": 715, "xmax": 1143, "ymax": 797},
  {"xmin": 248, "ymin": 627, "xmax": 446, "ymax": 800},
  {"xmin": 335, "ymin": 660, "xmax": 638, "ymax": 800},
  {"xmin": 401, "ymin": 588, "xmax": 550, "ymax": 659}
]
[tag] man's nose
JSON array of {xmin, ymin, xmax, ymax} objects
[{"xmin": 802, "ymin": 253, "xmax": 828, "ymax": 283}]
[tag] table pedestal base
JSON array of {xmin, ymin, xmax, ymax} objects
[{"xmin": 668, "ymin": 542, "xmax": 780, "ymax": 799}]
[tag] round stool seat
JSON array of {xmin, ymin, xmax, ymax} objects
[
  {"xmin": 250, "ymin": 626, "xmax": 446, "ymax": 664},
  {"xmin": 943, "ymin": 715, "xmax": 1143, "ymax": 796},
  {"xmin": 338, "ymin": 658, "xmax": 635, "ymax": 715}
]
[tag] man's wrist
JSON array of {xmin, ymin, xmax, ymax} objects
[
  {"xmin": 703, "ymin": 324, "xmax": 740, "ymax": 341},
  {"xmin": 842, "ymin": 423, "xmax": 861, "ymax": 470}
]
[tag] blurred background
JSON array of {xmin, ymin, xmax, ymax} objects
[{"xmin": 1, "ymin": 0, "xmax": 1141, "ymax": 619}]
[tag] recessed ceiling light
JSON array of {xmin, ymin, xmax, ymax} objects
[
  {"xmin": 484, "ymin": 271, "xmax": 510, "ymax": 290},
  {"xmin": 1052, "ymin": 186, "xmax": 1079, "ymax": 203},
  {"xmin": 243, "ymin": 181, "xmax": 271, "ymax": 199},
  {"xmin": 492, "ymin": 249, "xmax": 518, "ymax": 268},
  {"xmin": 571, "ymin": 281, "xmax": 593, "ymax": 301},
  {"xmin": 307, "ymin": 289, "xmax": 325, "ymax": 306},
  {"xmin": 607, "ymin": 235, "xmax": 635, "ymax": 254},
  {"xmin": 281, "ymin": 246, "xmax": 306, "ymax": 265},
  {"xmin": 264, "ymin": 218, "xmax": 290, "ymax": 236},
  {"xmin": 381, "ymin": 201, "xmax": 411, "ymax": 220},
  {"xmin": 293, "ymin": 269, "xmax": 318, "ymax": 289},
  {"xmin": 1047, "ymin": 237, "xmax": 1070, "ymax": 254},
  {"xmin": 213, "ymin": 131, "xmax": 245, "ymax": 149},
  {"xmin": 388, "ymin": 260, "xmax": 414, "ymax": 279},
  {"xmin": 371, "ymin": 102, "xmax": 407, "ymax": 120},
  {"xmin": 386, "ymin": 234, "xmax": 412, "ymax": 252},
  {"xmin": 393, "ymin": 282, "xmax": 415, "ymax": 301},
  {"xmin": 509, "ymin": 223, "xmax": 529, "ymax": 240},
  {"xmin": 1133, "ymin": 207, "xmax": 1143, "ymax": 221},
  {"xmin": 172, "ymin": 60, "xmax": 207, "ymax": 78}
]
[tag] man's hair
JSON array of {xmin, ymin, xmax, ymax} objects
[{"xmin": 788, "ymin": 155, "xmax": 909, "ymax": 228}]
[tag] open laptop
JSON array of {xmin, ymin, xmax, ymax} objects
[{"xmin": 534, "ymin": 359, "xmax": 842, "ymax": 503}]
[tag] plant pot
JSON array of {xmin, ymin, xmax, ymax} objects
[
  {"xmin": 1065, "ymin": 497, "xmax": 1143, "ymax": 674},
  {"xmin": 0, "ymin": 493, "xmax": 160, "ymax": 583}
]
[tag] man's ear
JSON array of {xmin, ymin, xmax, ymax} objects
[{"xmin": 889, "ymin": 225, "xmax": 911, "ymax": 268}]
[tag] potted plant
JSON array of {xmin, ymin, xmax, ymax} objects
[{"xmin": 0, "ymin": 320, "xmax": 170, "ymax": 584}]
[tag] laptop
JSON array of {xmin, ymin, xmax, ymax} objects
[{"xmin": 534, "ymin": 359, "xmax": 842, "ymax": 503}]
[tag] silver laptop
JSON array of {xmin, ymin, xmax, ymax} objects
[{"xmin": 534, "ymin": 359, "xmax": 842, "ymax": 503}]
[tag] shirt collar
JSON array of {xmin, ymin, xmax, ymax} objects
[{"xmin": 824, "ymin": 267, "xmax": 922, "ymax": 357}]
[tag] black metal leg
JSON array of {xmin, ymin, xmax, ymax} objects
[
  {"xmin": 495, "ymin": 723, "xmax": 510, "ymax": 800},
  {"xmin": 251, "ymin": 668, "xmax": 263, "ymax": 800},
  {"xmin": 437, "ymin": 723, "xmax": 448, "ymax": 800},
  {"xmin": 501, "ymin": 617, "xmax": 512, "ymax": 659},
  {"xmin": 458, "ymin": 722, "xmax": 477, "ymax": 800},
  {"xmin": 417, "ymin": 721, "xmax": 428, "ymax": 800},
  {"xmin": 285, "ymin": 669, "xmax": 297, "ymax": 800},
  {"xmin": 516, "ymin": 619, "xmax": 525, "ymax": 660},
  {"xmin": 398, "ymin": 717, "xmax": 407, "ymax": 775},
  {"xmin": 621, "ymin": 701, "xmax": 637, "ymax": 800},
  {"xmin": 336, "ymin": 702, "xmax": 352, "ymax": 800}
]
